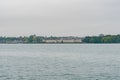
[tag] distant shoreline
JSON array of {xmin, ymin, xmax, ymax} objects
[
  {"xmin": 0, "ymin": 34, "xmax": 120, "ymax": 43},
  {"xmin": 0, "ymin": 42, "xmax": 120, "ymax": 44}
]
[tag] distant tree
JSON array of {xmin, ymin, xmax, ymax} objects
[{"xmin": 83, "ymin": 35, "xmax": 120, "ymax": 43}]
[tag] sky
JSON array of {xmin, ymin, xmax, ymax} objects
[{"xmin": 0, "ymin": 0, "xmax": 120, "ymax": 37}]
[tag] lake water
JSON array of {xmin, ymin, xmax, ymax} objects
[{"xmin": 0, "ymin": 44, "xmax": 120, "ymax": 80}]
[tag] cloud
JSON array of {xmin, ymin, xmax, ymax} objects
[{"xmin": 0, "ymin": 0, "xmax": 120, "ymax": 36}]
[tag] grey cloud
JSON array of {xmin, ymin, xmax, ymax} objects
[{"xmin": 0, "ymin": 0, "xmax": 120, "ymax": 36}]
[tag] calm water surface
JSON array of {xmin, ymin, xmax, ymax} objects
[{"xmin": 0, "ymin": 44, "xmax": 120, "ymax": 80}]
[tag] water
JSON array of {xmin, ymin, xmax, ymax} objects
[{"xmin": 0, "ymin": 44, "xmax": 120, "ymax": 80}]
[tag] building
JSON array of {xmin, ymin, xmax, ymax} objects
[{"xmin": 44, "ymin": 37, "xmax": 82, "ymax": 43}]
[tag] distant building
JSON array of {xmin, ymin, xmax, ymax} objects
[
  {"xmin": 44, "ymin": 40, "xmax": 57, "ymax": 43},
  {"xmin": 44, "ymin": 38, "xmax": 82, "ymax": 43}
]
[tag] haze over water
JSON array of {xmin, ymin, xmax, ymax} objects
[{"xmin": 0, "ymin": 44, "xmax": 120, "ymax": 80}]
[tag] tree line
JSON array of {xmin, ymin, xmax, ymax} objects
[
  {"xmin": 0, "ymin": 35, "xmax": 44, "ymax": 43},
  {"xmin": 0, "ymin": 34, "xmax": 120, "ymax": 43},
  {"xmin": 83, "ymin": 34, "xmax": 120, "ymax": 43},
  {"xmin": 0, "ymin": 35, "xmax": 78, "ymax": 43}
]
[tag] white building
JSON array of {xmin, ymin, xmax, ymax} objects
[{"xmin": 44, "ymin": 38, "xmax": 82, "ymax": 43}]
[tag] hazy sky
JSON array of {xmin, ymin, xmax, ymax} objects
[{"xmin": 0, "ymin": 0, "xmax": 120, "ymax": 37}]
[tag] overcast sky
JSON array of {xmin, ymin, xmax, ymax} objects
[{"xmin": 0, "ymin": 0, "xmax": 120, "ymax": 37}]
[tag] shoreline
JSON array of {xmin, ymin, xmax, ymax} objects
[{"xmin": 0, "ymin": 43, "xmax": 120, "ymax": 44}]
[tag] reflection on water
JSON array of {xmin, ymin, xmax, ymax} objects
[{"xmin": 0, "ymin": 44, "xmax": 120, "ymax": 80}]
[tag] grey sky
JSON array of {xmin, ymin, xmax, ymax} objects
[{"xmin": 0, "ymin": 0, "xmax": 120, "ymax": 37}]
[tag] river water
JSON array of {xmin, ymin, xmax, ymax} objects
[{"xmin": 0, "ymin": 44, "xmax": 120, "ymax": 80}]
